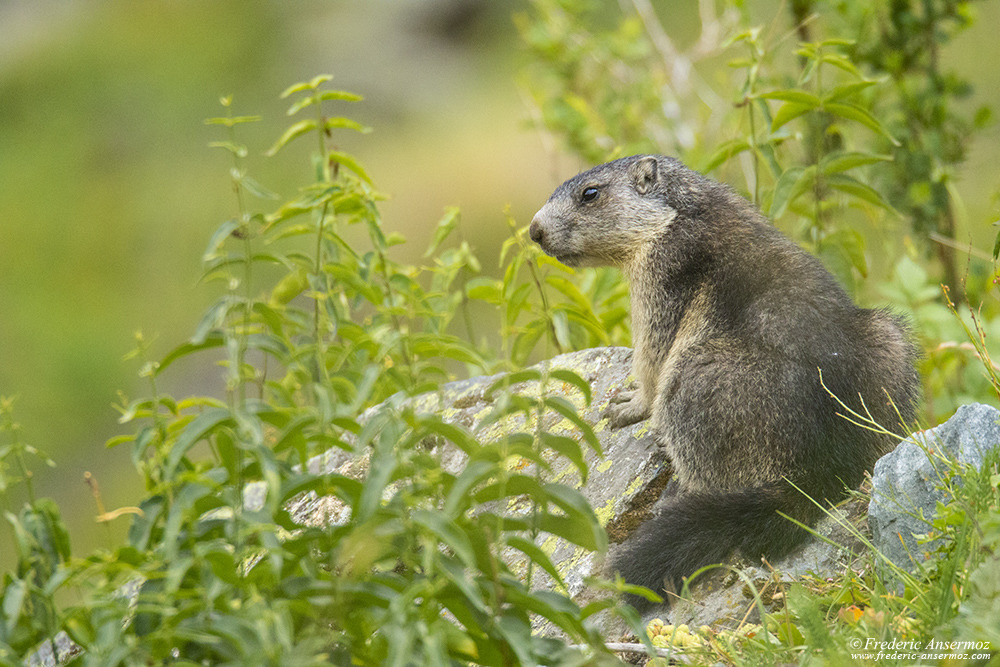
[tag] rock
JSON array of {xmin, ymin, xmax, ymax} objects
[
  {"xmin": 24, "ymin": 632, "xmax": 78, "ymax": 667},
  {"xmin": 288, "ymin": 346, "xmax": 670, "ymax": 602},
  {"xmin": 285, "ymin": 346, "xmax": 883, "ymax": 633},
  {"xmin": 869, "ymin": 403, "xmax": 1000, "ymax": 573}
]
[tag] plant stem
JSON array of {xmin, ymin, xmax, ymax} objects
[{"xmin": 313, "ymin": 201, "xmax": 331, "ymax": 384}]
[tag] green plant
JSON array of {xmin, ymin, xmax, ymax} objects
[
  {"xmin": 0, "ymin": 74, "xmax": 645, "ymax": 665},
  {"xmin": 467, "ymin": 213, "xmax": 630, "ymax": 368},
  {"xmin": 835, "ymin": 0, "xmax": 993, "ymax": 298},
  {"xmin": 518, "ymin": 0, "xmax": 998, "ymax": 417},
  {"xmin": 0, "ymin": 398, "xmax": 71, "ymax": 663}
]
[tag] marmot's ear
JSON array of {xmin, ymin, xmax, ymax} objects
[{"xmin": 630, "ymin": 156, "xmax": 659, "ymax": 195}]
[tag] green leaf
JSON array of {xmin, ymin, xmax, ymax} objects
[
  {"xmin": 580, "ymin": 598, "xmax": 617, "ymax": 619},
  {"xmin": 285, "ymin": 95, "xmax": 318, "ymax": 117},
  {"xmin": 245, "ymin": 332, "xmax": 290, "ymax": 362},
  {"xmin": 324, "ymin": 117, "xmax": 371, "ymax": 134},
  {"xmin": 279, "ymin": 75, "xmax": 332, "ymax": 99},
  {"xmin": 547, "ymin": 369, "xmax": 592, "ymax": 406},
  {"xmin": 412, "ymin": 510, "xmax": 475, "ymax": 566},
  {"xmin": 323, "ymin": 264, "xmax": 382, "ymax": 303},
  {"xmin": 701, "ymin": 138, "xmax": 751, "ymax": 173},
  {"xmin": 437, "ymin": 556, "xmax": 490, "ymax": 615},
  {"xmin": 770, "ymin": 102, "xmax": 813, "ymax": 131},
  {"xmin": 820, "ymin": 151, "xmax": 892, "ymax": 175},
  {"xmin": 505, "ymin": 284, "xmax": 533, "ymax": 327},
  {"xmin": 823, "ymin": 80, "xmax": 878, "ymax": 103},
  {"xmin": 769, "ymin": 166, "xmax": 813, "ymax": 219},
  {"xmin": 444, "ymin": 460, "xmax": 496, "ymax": 517},
  {"xmin": 328, "ymin": 150, "xmax": 373, "ymax": 184},
  {"xmin": 537, "ymin": 513, "xmax": 602, "ymax": 551},
  {"xmin": 821, "ymin": 228, "xmax": 868, "ymax": 278},
  {"xmin": 164, "ymin": 407, "xmax": 234, "ymax": 479},
  {"xmin": 551, "ymin": 309, "xmax": 571, "ymax": 349},
  {"xmin": 539, "ymin": 432, "xmax": 588, "ymax": 482},
  {"xmin": 2, "ymin": 578, "xmax": 26, "ymax": 628},
  {"xmin": 203, "ymin": 251, "xmax": 292, "ymax": 278},
  {"xmin": 268, "ymin": 270, "xmax": 308, "ymax": 308},
  {"xmin": 826, "ymin": 174, "xmax": 894, "ymax": 211},
  {"xmin": 820, "ymin": 53, "xmax": 863, "ymax": 78},
  {"xmin": 486, "ymin": 369, "xmax": 542, "ymax": 397},
  {"xmin": 824, "ymin": 103, "xmax": 900, "ymax": 145},
  {"xmin": 241, "ymin": 176, "xmax": 278, "ymax": 201},
  {"xmin": 565, "ymin": 309, "xmax": 608, "ymax": 344},
  {"xmin": 758, "ymin": 90, "xmax": 822, "ymax": 107},
  {"xmin": 203, "ymin": 115, "xmax": 261, "ymax": 127},
  {"xmin": 541, "ymin": 482, "xmax": 602, "ymax": 545},
  {"xmin": 355, "ymin": 419, "xmax": 398, "ymax": 523},
  {"xmin": 34, "ymin": 498, "xmax": 72, "ymax": 562},
  {"xmin": 511, "ymin": 321, "xmax": 546, "ymax": 366},
  {"xmin": 157, "ymin": 331, "xmax": 225, "ymax": 375},
  {"xmin": 200, "ymin": 543, "xmax": 240, "ymax": 585},
  {"xmin": 284, "ymin": 87, "xmax": 362, "ymax": 117},
  {"xmin": 265, "ymin": 119, "xmax": 318, "ymax": 156},
  {"xmin": 425, "ymin": 207, "xmax": 461, "ymax": 258},
  {"xmin": 203, "ymin": 218, "xmax": 241, "ymax": 262},
  {"xmin": 162, "ymin": 484, "xmax": 217, "ymax": 557},
  {"xmin": 208, "ymin": 141, "xmax": 247, "ymax": 157},
  {"xmin": 414, "ymin": 416, "xmax": 480, "ymax": 457},
  {"xmin": 543, "ymin": 395, "xmax": 601, "ymax": 454},
  {"xmin": 506, "ymin": 536, "xmax": 566, "ymax": 588},
  {"xmin": 320, "ymin": 89, "xmax": 363, "ymax": 103},
  {"xmin": 251, "ymin": 302, "xmax": 284, "ymax": 336},
  {"xmin": 545, "ymin": 275, "xmax": 592, "ymax": 313}
]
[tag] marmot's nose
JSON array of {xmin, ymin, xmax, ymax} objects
[{"xmin": 529, "ymin": 215, "xmax": 544, "ymax": 245}]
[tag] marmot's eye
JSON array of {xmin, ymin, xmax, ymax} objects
[{"xmin": 581, "ymin": 187, "xmax": 599, "ymax": 203}]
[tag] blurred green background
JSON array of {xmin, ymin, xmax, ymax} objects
[
  {"xmin": 0, "ymin": 0, "xmax": 554, "ymax": 562},
  {"xmin": 1, "ymin": 0, "xmax": 998, "ymax": 565}
]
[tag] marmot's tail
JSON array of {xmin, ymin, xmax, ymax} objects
[{"xmin": 610, "ymin": 484, "xmax": 823, "ymax": 611}]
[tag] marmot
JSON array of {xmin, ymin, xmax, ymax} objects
[{"xmin": 529, "ymin": 155, "xmax": 919, "ymax": 610}]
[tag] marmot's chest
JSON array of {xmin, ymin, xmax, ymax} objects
[{"xmin": 631, "ymin": 285, "xmax": 713, "ymax": 411}]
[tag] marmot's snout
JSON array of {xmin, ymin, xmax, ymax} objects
[
  {"xmin": 528, "ymin": 214, "xmax": 545, "ymax": 246},
  {"xmin": 529, "ymin": 200, "xmax": 590, "ymax": 268}
]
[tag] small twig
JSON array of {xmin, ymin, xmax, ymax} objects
[
  {"xmin": 571, "ymin": 642, "xmax": 695, "ymax": 661},
  {"xmin": 928, "ymin": 232, "xmax": 993, "ymax": 262},
  {"xmin": 934, "ymin": 341, "xmax": 1000, "ymax": 373}
]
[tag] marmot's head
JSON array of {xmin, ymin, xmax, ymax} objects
[{"xmin": 529, "ymin": 155, "xmax": 697, "ymax": 268}]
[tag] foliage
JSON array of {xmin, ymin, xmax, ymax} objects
[
  {"xmin": 836, "ymin": 0, "xmax": 994, "ymax": 296},
  {"xmin": 0, "ymin": 398, "xmax": 68, "ymax": 662},
  {"xmin": 639, "ymin": 447, "xmax": 1000, "ymax": 666},
  {"xmin": 0, "ymin": 77, "xmax": 640, "ymax": 665},
  {"xmin": 466, "ymin": 215, "xmax": 630, "ymax": 368},
  {"xmin": 518, "ymin": 0, "xmax": 999, "ymax": 423}
]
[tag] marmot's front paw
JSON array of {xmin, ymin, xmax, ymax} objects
[
  {"xmin": 608, "ymin": 389, "xmax": 636, "ymax": 405},
  {"xmin": 603, "ymin": 393, "xmax": 651, "ymax": 429}
]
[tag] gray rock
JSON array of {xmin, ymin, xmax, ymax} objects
[
  {"xmin": 282, "ymin": 346, "xmax": 870, "ymax": 632},
  {"xmin": 288, "ymin": 346, "xmax": 670, "ymax": 601},
  {"xmin": 24, "ymin": 632, "xmax": 78, "ymax": 667},
  {"xmin": 273, "ymin": 346, "xmax": 882, "ymax": 632},
  {"xmin": 869, "ymin": 403, "xmax": 1000, "ymax": 573}
]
